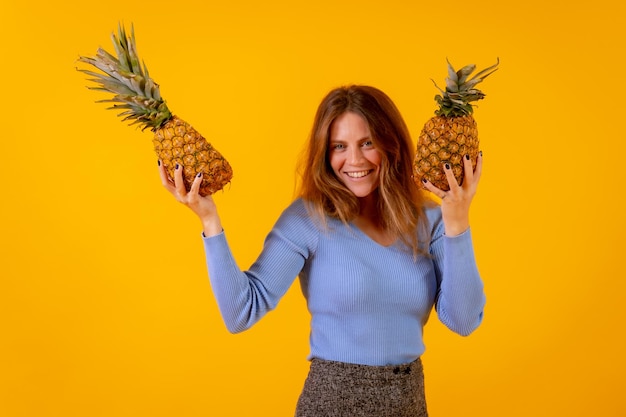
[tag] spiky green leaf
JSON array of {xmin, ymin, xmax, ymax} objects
[
  {"xmin": 77, "ymin": 23, "xmax": 171, "ymax": 130},
  {"xmin": 432, "ymin": 58, "xmax": 499, "ymax": 117}
]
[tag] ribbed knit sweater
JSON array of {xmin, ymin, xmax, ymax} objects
[{"xmin": 203, "ymin": 198, "xmax": 485, "ymax": 366}]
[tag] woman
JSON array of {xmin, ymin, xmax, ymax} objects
[{"xmin": 158, "ymin": 85, "xmax": 486, "ymax": 416}]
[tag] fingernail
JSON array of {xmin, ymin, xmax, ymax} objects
[
  {"xmin": 196, "ymin": 172, "xmax": 202, "ymax": 178},
  {"xmin": 465, "ymin": 154, "xmax": 470, "ymax": 160},
  {"xmin": 479, "ymin": 150, "xmax": 483, "ymax": 157},
  {"xmin": 421, "ymin": 178, "xmax": 428, "ymax": 183},
  {"xmin": 175, "ymin": 163, "xmax": 180, "ymax": 170},
  {"xmin": 444, "ymin": 163, "xmax": 451, "ymax": 170},
  {"xmin": 157, "ymin": 160, "xmax": 161, "ymax": 166}
]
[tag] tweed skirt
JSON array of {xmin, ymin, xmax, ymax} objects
[{"xmin": 295, "ymin": 358, "xmax": 428, "ymax": 417}]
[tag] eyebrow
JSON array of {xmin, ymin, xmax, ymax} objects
[{"xmin": 329, "ymin": 135, "xmax": 372, "ymax": 143}]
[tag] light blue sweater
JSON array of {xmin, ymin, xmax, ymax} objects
[{"xmin": 203, "ymin": 198, "xmax": 485, "ymax": 366}]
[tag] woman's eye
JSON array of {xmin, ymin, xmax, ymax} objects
[
  {"xmin": 362, "ymin": 140, "xmax": 374, "ymax": 147},
  {"xmin": 332, "ymin": 143, "xmax": 345, "ymax": 150}
]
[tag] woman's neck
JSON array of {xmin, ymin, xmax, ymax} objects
[
  {"xmin": 357, "ymin": 194, "xmax": 380, "ymax": 224},
  {"xmin": 353, "ymin": 194, "xmax": 395, "ymax": 246}
]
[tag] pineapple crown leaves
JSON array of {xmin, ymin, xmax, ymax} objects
[
  {"xmin": 77, "ymin": 23, "xmax": 172, "ymax": 130},
  {"xmin": 432, "ymin": 58, "xmax": 499, "ymax": 117}
]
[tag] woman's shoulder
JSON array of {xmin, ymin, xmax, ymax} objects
[
  {"xmin": 282, "ymin": 197, "xmax": 308, "ymax": 214},
  {"xmin": 420, "ymin": 198, "xmax": 444, "ymax": 236},
  {"xmin": 273, "ymin": 198, "xmax": 320, "ymax": 249},
  {"xmin": 277, "ymin": 197, "xmax": 314, "ymax": 224},
  {"xmin": 275, "ymin": 198, "xmax": 320, "ymax": 231}
]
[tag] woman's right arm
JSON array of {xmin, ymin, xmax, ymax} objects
[{"xmin": 158, "ymin": 161, "xmax": 313, "ymax": 333}]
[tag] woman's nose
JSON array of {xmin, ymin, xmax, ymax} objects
[{"xmin": 348, "ymin": 147, "xmax": 364, "ymax": 164}]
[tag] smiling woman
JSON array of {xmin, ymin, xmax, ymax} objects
[
  {"xmin": 158, "ymin": 84, "xmax": 486, "ymax": 416},
  {"xmin": 328, "ymin": 112, "xmax": 382, "ymax": 199}
]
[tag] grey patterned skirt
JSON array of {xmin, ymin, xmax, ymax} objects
[{"xmin": 295, "ymin": 358, "xmax": 428, "ymax": 417}]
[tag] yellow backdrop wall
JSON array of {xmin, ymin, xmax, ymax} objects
[{"xmin": 1, "ymin": 0, "xmax": 625, "ymax": 416}]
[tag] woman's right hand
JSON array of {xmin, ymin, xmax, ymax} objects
[{"xmin": 158, "ymin": 161, "xmax": 223, "ymax": 237}]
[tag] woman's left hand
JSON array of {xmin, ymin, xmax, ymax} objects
[{"xmin": 422, "ymin": 152, "xmax": 483, "ymax": 236}]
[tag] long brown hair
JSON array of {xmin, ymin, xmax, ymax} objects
[{"xmin": 298, "ymin": 85, "xmax": 428, "ymax": 254}]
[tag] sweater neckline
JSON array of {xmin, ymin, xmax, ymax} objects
[{"xmin": 348, "ymin": 221, "xmax": 398, "ymax": 249}]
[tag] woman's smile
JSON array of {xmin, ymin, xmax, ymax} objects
[{"xmin": 344, "ymin": 169, "xmax": 374, "ymax": 179}]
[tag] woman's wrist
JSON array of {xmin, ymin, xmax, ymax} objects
[
  {"xmin": 444, "ymin": 219, "xmax": 469, "ymax": 237},
  {"xmin": 201, "ymin": 217, "xmax": 223, "ymax": 237}
]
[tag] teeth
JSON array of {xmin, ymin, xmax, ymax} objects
[{"xmin": 346, "ymin": 170, "xmax": 370, "ymax": 178}]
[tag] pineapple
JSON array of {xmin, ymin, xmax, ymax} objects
[
  {"xmin": 413, "ymin": 59, "xmax": 498, "ymax": 191},
  {"xmin": 77, "ymin": 24, "xmax": 232, "ymax": 196}
]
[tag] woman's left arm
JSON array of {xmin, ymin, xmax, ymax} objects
[{"xmin": 423, "ymin": 152, "xmax": 486, "ymax": 335}]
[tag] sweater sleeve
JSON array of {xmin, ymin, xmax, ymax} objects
[
  {"xmin": 428, "ymin": 208, "xmax": 486, "ymax": 336},
  {"xmin": 202, "ymin": 200, "xmax": 317, "ymax": 333}
]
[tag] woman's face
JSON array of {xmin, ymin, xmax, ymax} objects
[{"xmin": 328, "ymin": 111, "xmax": 382, "ymax": 198}]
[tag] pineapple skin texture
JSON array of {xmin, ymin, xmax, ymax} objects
[
  {"xmin": 153, "ymin": 116, "xmax": 233, "ymax": 196},
  {"xmin": 413, "ymin": 115, "xmax": 479, "ymax": 191}
]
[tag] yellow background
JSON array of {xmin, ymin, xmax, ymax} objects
[{"xmin": 1, "ymin": 0, "xmax": 625, "ymax": 416}]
